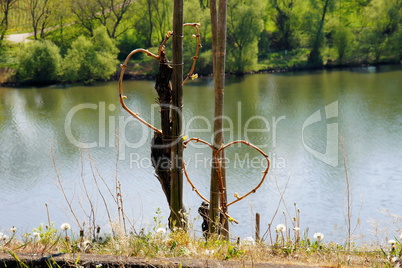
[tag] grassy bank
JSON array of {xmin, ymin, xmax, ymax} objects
[{"xmin": 0, "ymin": 221, "xmax": 400, "ymax": 267}]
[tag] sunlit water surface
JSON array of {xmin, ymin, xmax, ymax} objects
[{"xmin": 1, "ymin": 65, "xmax": 401, "ymax": 245}]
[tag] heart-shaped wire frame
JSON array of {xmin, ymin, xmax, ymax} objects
[
  {"xmin": 118, "ymin": 23, "xmax": 202, "ymax": 134},
  {"xmin": 183, "ymin": 138, "xmax": 271, "ymax": 223}
]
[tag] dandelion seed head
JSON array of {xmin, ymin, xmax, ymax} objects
[
  {"xmin": 313, "ymin": 232, "xmax": 324, "ymax": 241},
  {"xmin": 275, "ymin": 224, "xmax": 286, "ymax": 233},
  {"xmin": 156, "ymin": 228, "xmax": 166, "ymax": 235},
  {"xmin": 60, "ymin": 223, "xmax": 71, "ymax": 231}
]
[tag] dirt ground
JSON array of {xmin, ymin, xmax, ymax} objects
[{"xmin": 0, "ymin": 252, "xmax": 333, "ymax": 267}]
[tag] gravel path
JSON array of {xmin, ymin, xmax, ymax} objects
[{"xmin": 6, "ymin": 32, "xmax": 33, "ymax": 43}]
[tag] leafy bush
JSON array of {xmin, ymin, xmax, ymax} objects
[
  {"xmin": 117, "ymin": 30, "xmax": 145, "ymax": 61},
  {"xmin": 333, "ymin": 24, "xmax": 353, "ymax": 64},
  {"xmin": 62, "ymin": 26, "xmax": 119, "ymax": 84},
  {"xmin": 17, "ymin": 40, "xmax": 62, "ymax": 84}
]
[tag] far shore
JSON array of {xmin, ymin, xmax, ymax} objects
[{"xmin": 1, "ymin": 61, "xmax": 401, "ymax": 88}]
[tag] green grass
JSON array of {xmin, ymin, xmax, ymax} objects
[{"xmin": 0, "ymin": 220, "xmax": 398, "ymax": 267}]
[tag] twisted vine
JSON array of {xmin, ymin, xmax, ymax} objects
[
  {"xmin": 118, "ymin": 23, "xmax": 271, "ymax": 226},
  {"xmin": 183, "ymin": 138, "xmax": 271, "ymax": 224},
  {"xmin": 118, "ymin": 23, "xmax": 202, "ymax": 133}
]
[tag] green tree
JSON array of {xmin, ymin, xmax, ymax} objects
[
  {"xmin": 332, "ymin": 22, "xmax": 352, "ymax": 64},
  {"xmin": 28, "ymin": 0, "xmax": 51, "ymax": 40},
  {"xmin": 307, "ymin": 0, "xmax": 334, "ymax": 66},
  {"xmin": 17, "ymin": 40, "xmax": 62, "ymax": 83},
  {"xmin": 359, "ymin": 0, "xmax": 401, "ymax": 63},
  {"xmin": 269, "ymin": 0, "xmax": 299, "ymax": 50},
  {"xmin": 62, "ymin": 26, "xmax": 118, "ymax": 83},
  {"xmin": 0, "ymin": 0, "xmax": 18, "ymax": 43},
  {"xmin": 70, "ymin": 0, "xmax": 133, "ymax": 38},
  {"xmin": 226, "ymin": 0, "xmax": 265, "ymax": 73}
]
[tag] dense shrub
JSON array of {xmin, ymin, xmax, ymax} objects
[
  {"xmin": 117, "ymin": 30, "xmax": 145, "ymax": 61},
  {"xmin": 17, "ymin": 40, "xmax": 62, "ymax": 84},
  {"xmin": 62, "ymin": 26, "xmax": 119, "ymax": 84}
]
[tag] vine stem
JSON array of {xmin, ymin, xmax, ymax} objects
[
  {"xmin": 118, "ymin": 24, "xmax": 202, "ymax": 133},
  {"xmin": 183, "ymin": 138, "xmax": 270, "ymax": 224}
]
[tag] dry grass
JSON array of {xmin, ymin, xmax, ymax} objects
[{"xmin": 0, "ymin": 224, "xmax": 398, "ymax": 268}]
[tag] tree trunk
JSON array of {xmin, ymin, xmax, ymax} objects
[
  {"xmin": 170, "ymin": 0, "xmax": 185, "ymax": 229},
  {"xmin": 151, "ymin": 50, "xmax": 172, "ymax": 205},
  {"xmin": 209, "ymin": 0, "xmax": 228, "ymax": 238},
  {"xmin": 308, "ymin": 0, "xmax": 331, "ymax": 66},
  {"xmin": 146, "ymin": 0, "xmax": 153, "ymax": 47}
]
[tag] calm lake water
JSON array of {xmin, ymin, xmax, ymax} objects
[{"xmin": 1, "ymin": 65, "xmax": 401, "ymax": 244}]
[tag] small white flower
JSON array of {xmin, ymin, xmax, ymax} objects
[
  {"xmin": 389, "ymin": 239, "xmax": 396, "ymax": 245},
  {"xmin": 293, "ymin": 227, "xmax": 300, "ymax": 232},
  {"xmin": 95, "ymin": 264, "xmax": 103, "ymax": 268},
  {"xmin": 391, "ymin": 257, "xmax": 400, "ymax": 263},
  {"xmin": 156, "ymin": 228, "xmax": 166, "ymax": 235},
  {"xmin": 275, "ymin": 224, "xmax": 286, "ymax": 233},
  {"xmin": 205, "ymin": 249, "xmax": 215, "ymax": 255},
  {"xmin": 243, "ymin": 236, "xmax": 255, "ymax": 245},
  {"xmin": 11, "ymin": 226, "xmax": 17, "ymax": 233},
  {"xmin": 33, "ymin": 232, "xmax": 41, "ymax": 240},
  {"xmin": 1, "ymin": 234, "xmax": 8, "ymax": 241},
  {"xmin": 179, "ymin": 246, "xmax": 190, "ymax": 256},
  {"xmin": 313, "ymin": 232, "xmax": 324, "ymax": 241},
  {"xmin": 83, "ymin": 240, "xmax": 91, "ymax": 248},
  {"xmin": 60, "ymin": 223, "xmax": 71, "ymax": 231}
]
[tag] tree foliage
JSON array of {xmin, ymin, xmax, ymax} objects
[
  {"xmin": 269, "ymin": 0, "xmax": 299, "ymax": 50},
  {"xmin": 0, "ymin": 0, "xmax": 18, "ymax": 43},
  {"xmin": 3, "ymin": 0, "xmax": 402, "ymax": 82},
  {"xmin": 226, "ymin": 0, "xmax": 265, "ymax": 72},
  {"xmin": 17, "ymin": 40, "xmax": 62, "ymax": 83},
  {"xmin": 62, "ymin": 26, "xmax": 118, "ymax": 83}
]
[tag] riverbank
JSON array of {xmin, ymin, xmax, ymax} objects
[
  {"xmin": 0, "ymin": 238, "xmax": 392, "ymax": 268},
  {"xmin": 0, "ymin": 252, "xmax": 337, "ymax": 268},
  {"xmin": 0, "ymin": 43, "xmax": 402, "ymax": 87}
]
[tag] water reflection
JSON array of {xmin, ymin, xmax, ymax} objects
[{"xmin": 0, "ymin": 66, "xmax": 401, "ymax": 243}]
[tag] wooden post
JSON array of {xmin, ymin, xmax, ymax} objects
[
  {"xmin": 209, "ymin": 0, "xmax": 228, "ymax": 238},
  {"xmin": 255, "ymin": 213, "xmax": 260, "ymax": 241},
  {"xmin": 170, "ymin": 0, "xmax": 185, "ymax": 229}
]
